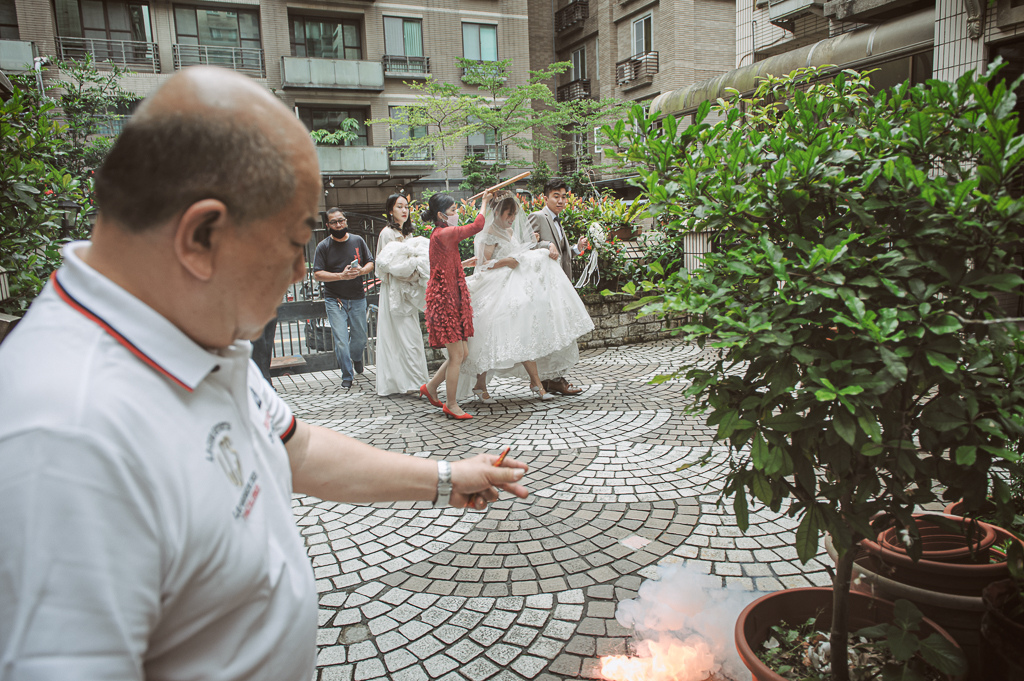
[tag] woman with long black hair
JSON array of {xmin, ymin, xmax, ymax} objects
[{"xmin": 374, "ymin": 193, "xmax": 428, "ymax": 396}]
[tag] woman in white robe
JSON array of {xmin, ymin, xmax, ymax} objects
[
  {"xmin": 461, "ymin": 193, "xmax": 594, "ymax": 402},
  {"xmin": 374, "ymin": 193, "xmax": 429, "ymax": 396}
]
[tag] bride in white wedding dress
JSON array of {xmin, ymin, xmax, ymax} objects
[{"xmin": 460, "ymin": 192, "xmax": 594, "ymax": 402}]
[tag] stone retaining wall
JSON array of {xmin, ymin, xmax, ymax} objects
[{"xmin": 423, "ymin": 293, "xmax": 682, "ymax": 370}]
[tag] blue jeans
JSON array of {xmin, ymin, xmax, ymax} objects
[{"xmin": 325, "ymin": 297, "xmax": 367, "ymax": 381}]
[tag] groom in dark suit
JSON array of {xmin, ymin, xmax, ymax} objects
[{"xmin": 528, "ymin": 178, "xmax": 588, "ymax": 396}]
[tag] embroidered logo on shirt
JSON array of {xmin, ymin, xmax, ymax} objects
[{"xmin": 206, "ymin": 421, "xmax": 243, "ymax": 487}]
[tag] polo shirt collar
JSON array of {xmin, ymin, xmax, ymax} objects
[{"xmin": 53, "ymin": 241, "xmax": 231, "ymax": 392}]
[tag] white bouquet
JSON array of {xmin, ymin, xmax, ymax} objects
[{"xmin": 587, "ymin": 222, "xmax": 606, "ymax": 251}]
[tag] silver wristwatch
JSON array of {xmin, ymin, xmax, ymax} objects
[{"xmin": 434, "ymin": 461, "xmax": 452, "ymax": 508}]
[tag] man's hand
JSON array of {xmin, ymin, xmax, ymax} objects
[
  {"xmin": 577, "ymin": 235, "xmax": 589, "ymax": 252},
  {"xmin": 336, "ymin": 266, "xmax": 362, "ymax": 281},
  {"xmin": 451, "ymin": 453, "xmax": 529, "ymax": 510},
  {"xmin": 548, "ymin": 244, "xmax": 559, "ymax": 260}
]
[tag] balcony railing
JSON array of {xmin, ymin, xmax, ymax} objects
[
  {"xmin": 462, "ymin": 61, "xmax": 507, "ymax": 83},
  {"xmin": 281, "ymin": 56, "xmax": 384, "ymax": 90},
  {"xmin": 555, "ymin": 0, "xmax": 590, "ymax": 32},
  {"xmin": 389, "ymin": 146, "xmax": 435, "ymax": 163},
  {"xmin": 174, "ymin": 44, "xmax": 264, "ymax": 78},
  {"xmin": 382, "ymin": 55, "xmax": 430, "ymax": 77},
  {"xmin": 465, "ymin": 144, "xmax": 508, "ymax": 162},
  {"xmin": 557, "ymin": 78, "xmax": 591, "ymax": 102},
  {"xmin": 56, "ymin": 36, "xmax": 160, "ymax": 73},
  {"xmin": 616, "ymin": 51, "xmax": 658, "ymax": 87},
  {"xmin": 316, "ymin": 145, "xmax": 389, "ymax": 174},
  {"xmin": 559, "ymin": 155, "xmax": 592, "ymax": 174}
]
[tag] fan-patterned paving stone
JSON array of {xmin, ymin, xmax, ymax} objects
[{"xmin": 275, "ymin": 340, "xmax": 834, "ymax": 680}]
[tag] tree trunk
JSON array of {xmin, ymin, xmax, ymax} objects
[{"xmin": 830, "ymin": 545, "xmax": 854, "ymax": 681}]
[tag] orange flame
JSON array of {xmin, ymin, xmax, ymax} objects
[{"xmin": 600, "ymin": 638, "xmax": 718, "ymax": 681}]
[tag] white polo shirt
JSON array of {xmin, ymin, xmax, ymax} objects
[{"xmin": 0, "ymin": 242, "xmax": 316, "ymax": 681}]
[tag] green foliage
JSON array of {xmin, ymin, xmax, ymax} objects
[
  {"xmin": 52, "ymin": 55, "xmax": 139, "ymax": 179},
  {"xmin": 460, "ymin": 153, "xmax": 505, "ymax": 194},
  {"xmin": 367, "ymin": 77, "xmax": 480, "ymax": 191},
  {"xmin": 553, "ymin": 96, "xmax": 630, "ymax": 195},
  {"xmin": 309, "ymin": 118, "xmax": 361, "ymax": 146},
  {"xmin": 1, "ymin": 85, "xmax": 88, "ymax": 314},
  {"xmin": 609, "ymin": 62, "xmax": 1024, "ymax": 680},
  {"xmin": 458, "ymin": 57, "xmax": 570, "ymax": 160},
  {"xmin": 1, "ymin": 59, "xmax": 133, "ymax": 314},
  {"xmin": 759, "ymin": 601, "xmax": 966, "ymax": 680}
]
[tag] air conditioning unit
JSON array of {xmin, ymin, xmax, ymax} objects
[{"xmin": 768, "ymin": 0, "xmax": 824, "ymax": 30}]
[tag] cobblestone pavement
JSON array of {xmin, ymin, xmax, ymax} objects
[{"xmin": 275, "ymin": 340, "xmax": 833, "ymax": 681}]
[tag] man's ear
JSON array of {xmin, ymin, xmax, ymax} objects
[{"xmin": 174, "ymin": 199, "xmax": 231, "ymax": 281}]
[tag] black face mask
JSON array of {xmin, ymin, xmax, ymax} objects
[{"xmin": 329, "ymin": 227, "xmax": 348, "ymax": 239}]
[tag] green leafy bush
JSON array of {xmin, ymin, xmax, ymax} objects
[{"xmin": 608, "ymin": 63, "xmax": 1024, "ymax": 680}]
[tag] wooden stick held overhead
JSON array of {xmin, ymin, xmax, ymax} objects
[{"xmin": 468, "ymin": 171, "xmax": 531, "ymax": 201}]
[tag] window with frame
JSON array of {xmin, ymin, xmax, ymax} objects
[
  {"xmin": 389, "ymin": 105, "xmax": 431, "ymax": 160},
  {"xmin": 462, "ymin": 23, "xmax": 497, "ymax": 61},
  {"xmin": 290, "ymin": 15, "xmax": 361, "ymax": 60},
  {"xmin": 383, "ymin": 17, "xmax": 422, "ymax": 57},
  {"xmin": 54, "ymin": 0, "xmax": 153, "ymax": 42},
  {"xmin": 632, "ymin": 14, "xmax": 652, "ymax": 56},
  {"xmin": 174, "ymin": 5, "xmax": 259, "ymax": 50},
  {"xmin": 0, "ymin": 0, "xmax": 18, "ymax": 39},
  {"xmin": 297, "ymin": 106, "xmax": 368, "ymax": 146},
  {"xmin": 571, "ymin": 46, "xmax": 586, "ymax": 81}
]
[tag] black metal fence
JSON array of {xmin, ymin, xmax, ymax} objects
[{"xmin": 271, "ymin": 213, "xmax": 387, "ymax": 374}]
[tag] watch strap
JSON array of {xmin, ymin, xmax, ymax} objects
[{"xmin": 434, "ymin": 460, "xmax": 452, "ymax": 508}]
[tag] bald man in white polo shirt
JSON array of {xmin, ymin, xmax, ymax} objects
[{"xmin": 0, "ymin": 67, "xmax": 528, "ymax": 681}]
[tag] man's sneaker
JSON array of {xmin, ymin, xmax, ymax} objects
[
  {"xmin": 354, "ymin": 360, "xmax": 364, "ymax": 374},
  {"xmin": 342, "ymin": 379, "xmax": 353, "ymax": 389}
]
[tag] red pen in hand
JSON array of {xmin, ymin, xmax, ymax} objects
[{"xmin": 465, "ymin": 447, "xmax": 511, "ymax": 509}]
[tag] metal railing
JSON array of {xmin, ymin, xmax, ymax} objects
[
  {"xmin": 56, "ymin": 36, "xmax": 160, "ymax": 72},
  {"xmin": 557, "ymin": 78, "xmax": 591, "ymax": 102},
  {"xmin": 555, "ymin": 0, "xmax": 590, "ymax": 32},
  {"xmin": 559, "ymin": 155, "xmax": 592, "ymax": 173},
  {"xmin": 381, "ymin": 54, "xmax": 430, "ymax": 75},
  {"xmin": 389, "ymin": 145, "xmax": 435, "ymax": 162},
  {"xmin": 465, "ymin": 144, "xmax": 508, "ymax": 161},
  {"xmin": 616, "ymin": 51, "xmax": 659, "ymax": 87},
  {"xmin": 173, "ymin": 44, "xmax": 265, "ymax": 78}
]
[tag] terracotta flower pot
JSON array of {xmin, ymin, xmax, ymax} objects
[
  {"xmin": 860, "ymin": 514, "xmax": 1017, "ymax": 597},
  {"xmin": 735, "ymin": 587, "xmax": 964, "ymax": 681},
  {"xmin": 826, "ymin": 535, "xmax": 986, "ymax": 680},
  {"xmin": 980, "ymin": 579, "xmax": 1024, "ymax": 678},
  {"xmin": 876, "ymin": 514, "xmax": 998, "ymax": 564}
]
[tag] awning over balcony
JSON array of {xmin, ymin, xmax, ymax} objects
[{"xmin": 650, "ymin": 7, "xmax": 934, "ymax": 117}]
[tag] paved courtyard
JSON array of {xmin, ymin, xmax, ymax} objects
[{"xmin": 274, "ymin": 339, "xmax": 833, "ymax": 681}]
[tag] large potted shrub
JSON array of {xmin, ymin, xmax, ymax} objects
[{"xmin": 606, "ymin": 63, "xmax": 1024, "ymax": 680}]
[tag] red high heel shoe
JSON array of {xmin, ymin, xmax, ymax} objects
[
  {"xmin": 419, "ymin": 384, "xmax": 443, "ymax": 408},
  {"xmin": 442, "ymin": 404, "xmax": 473, "ymax": 420}
]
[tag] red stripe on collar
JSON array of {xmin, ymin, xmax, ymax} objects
[{"xmin": 51, "ymin": 272, "xmax": 193, "ymax": 393}]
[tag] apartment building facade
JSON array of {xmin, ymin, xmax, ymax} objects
[
  {"xmin": 1, "ymin": 0, "xmax": 540, "ymax": 211},
  {"xmin": 529, "ymin": 0, "xmax": 735, "ymax": 176},
  {"xmin": 653, "ymin": 0, "xmax": 1024, "ymax": 122},
  {"xmin": 0, "ymin": 0, "xmax": 739, "ymax": 207}
]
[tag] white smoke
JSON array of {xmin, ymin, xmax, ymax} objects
[{"xmin": 609, "ymin": 563, "xmax": 760, "ymax": 681}]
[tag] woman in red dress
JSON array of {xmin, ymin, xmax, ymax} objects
[{"xmin": 419, "ymin": 190, "xmax": 493, "ymax": 419}]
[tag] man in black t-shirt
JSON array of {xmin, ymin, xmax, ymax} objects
[{"xmin": 313, "ymin": 208, "xmax": 374, "ymax": 388}]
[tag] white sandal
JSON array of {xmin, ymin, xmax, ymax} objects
[
  {"xmin": 531, "ymin": 385, "xmax": 555, "ymax": 401},
  {"xmin": 473, "ymin": 389, "xmax": 496, "ymax": 404}
]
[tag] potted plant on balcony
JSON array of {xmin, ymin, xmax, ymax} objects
[{"xmin": 606, "ymin": 62, "xmax": 1024, "ymax": 680}]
